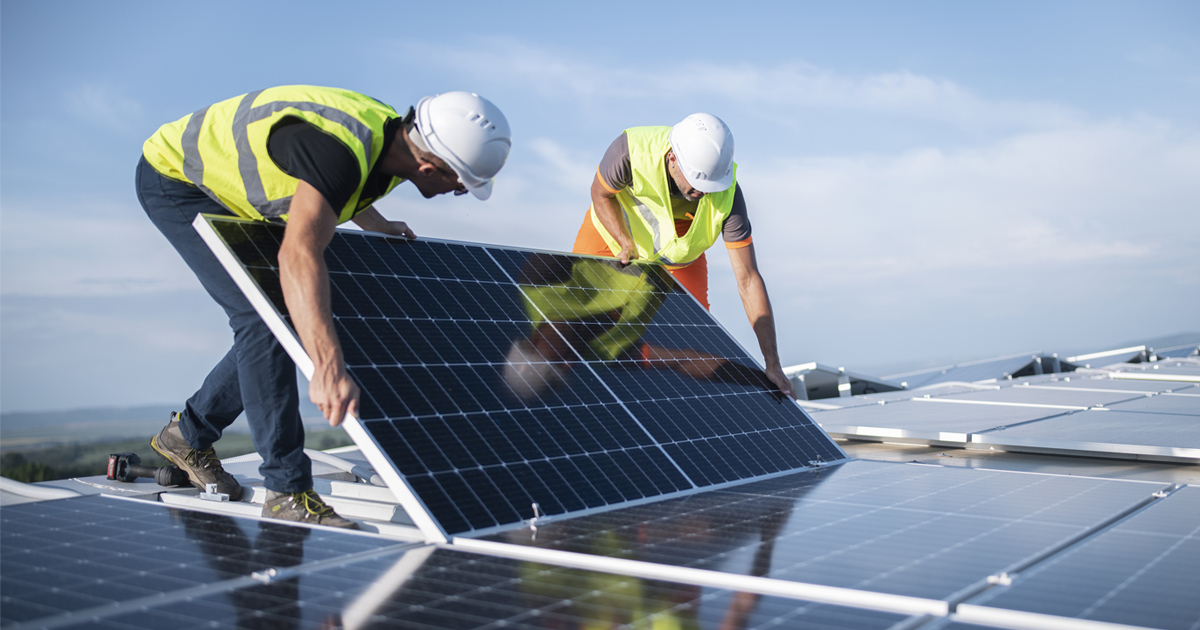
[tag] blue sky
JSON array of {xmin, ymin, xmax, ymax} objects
[{"xmin": 2, "ymin": 1, "xmax": 1197, "ymax": 412}]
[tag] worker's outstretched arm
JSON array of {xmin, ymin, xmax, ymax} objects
[
  {"xmin": 728, "ymin": 242, "xmax": 795, "ymax": 400},
  {"xmin": 280, "ymin": 180, "xmax": 359, "ymax": 426},
  {"xmin": 591, "ymin": 172, "xmax": 637, "ymax": 264},
  {"xmin": 352, "ymin": 206, "xmax": 417, "ymax": 239}
]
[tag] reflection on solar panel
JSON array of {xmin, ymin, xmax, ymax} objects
[{"xmin": 197, "ymin": 215, "xmax": 845, "ymax": 540}]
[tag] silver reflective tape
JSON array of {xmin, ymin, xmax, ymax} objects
[
  {"xmin": 246, "ymin": 100, "xmax": 374, "ymax": 155},
  {"xmin": 233, "ymin": 90, "xmax": 267, "ymax": 210},
  {"xmin": 259, "ymin": 197, "xmax": 292, "ymax": 219},
  {"xmin": 181, "ymin": 105, "xmax": 213, "ymax": 195},
  {"xmin": 631, "ymin": 197, "xmax": 666, "ymax": 254},
  {"xmin": 230, "ymin": 95, "xmax": 375, "ymax": 217}
]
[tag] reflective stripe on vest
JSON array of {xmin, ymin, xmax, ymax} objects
[
  {"xmin": 144, "ymin": 86, "xmax": 402, "ymax": 223},
  {"xmin": 589, "ymin": 126, "xmax": 737, "ymax": 266}
]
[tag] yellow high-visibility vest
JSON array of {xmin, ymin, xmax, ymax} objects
[
  {"xmin": 143, "ymin": 85, "xmax": 403, "ymax": 223},
  {"xmin": 590, "ymin": 126, "xmax": 737, "ymax": 267}
]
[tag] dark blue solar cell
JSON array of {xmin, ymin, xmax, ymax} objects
[
  {"xmin": 480, "ymin": 467, "xmax": 536, "ymax": 520},
  {"xmin": 507, "ymin": 462, "xmax": 566, "ymax": 516},
  {"xmin": 406, "ymin": 475, "xmax": 469, "ymax": 533},
  {"xmin": 551, "ymin": 459, "xmax": 607, "ymax": 508},
  {"xmin": 334, "ymin": 320, "xmax": 370, "ymax": 367},
  {"xmin": 572, "ymin": 456, "xmax": 626, "ymax": 504},
  {"xmin": 368, "ymin": 421, "xmax": 425, "ymax": 475},
  {"xmin": 393, "ymin": 420, "xmax": 452, "ymax": 473},
  {"xmin": 432, "ymin": 471, "xmax": 496, "ymax": 530},
  {"xmin": 421, "ymin": 417, "xmax": 479, "ymax": 470},
  {"xmin": 324, "ymin": 235, "xmax": 369, "ymax": 274},
  {"xmin": 465, "ymin": 414, "xmax": 521, "ymax": 464},
  {"xmin": 530, "ymin": 460, "xmax": 586, "ymax": 513}
]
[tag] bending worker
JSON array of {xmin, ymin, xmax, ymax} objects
[
  {"xmin": 137, "ymin": 86, "xmax": 511, "ymax": 528},
  {"xmin": 571, "ymin": 113, "xmax": 794, "ymax": 398}
]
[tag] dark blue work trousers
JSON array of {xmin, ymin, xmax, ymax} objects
[{"xmin": 135, "ymin": 157, "xmax": 311, "ymax": 493}]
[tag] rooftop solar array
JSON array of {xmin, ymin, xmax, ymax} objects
[
  {"xmin": 0, "ymin": 495, "xmax": 917, "ymax": 630},
  {"xmin": 882, "ymin": 352, "xmax": 1077, "ymax": 388},
  {"xmin": 811, "ymin": 373, "xmax": 1200, "ymax": 462},
  {"xmin": 0, "ymin": 495, "xmax": 410, "ymax": 627},
  {"xmin": 957, "ymin": 485, "xmax": 1200, "ymax": 629},
  {"xmin": 476, "ymin": 460, "xmax": 1170, "ymax": 601},
  {"xmin": 197, "ymin": 216, "xmax": 845, "ymax": 540}
]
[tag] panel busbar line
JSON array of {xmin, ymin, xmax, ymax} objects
[{"xmin": 197, "ymin": 215, "xmax": 845, "ymax": 538}]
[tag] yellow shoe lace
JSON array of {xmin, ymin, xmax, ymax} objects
[
  {"xmin": 296, "ymin": 489, "xmax": 335, "ymax": 517},
  {"xmin": 185, "ymin": 447, "xmax": 222, "ymax": 470}
]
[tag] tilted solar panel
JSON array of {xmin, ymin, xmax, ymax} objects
[{"xmin": 196, "ymin": 216, "xmax": 845, "ymax": 540}]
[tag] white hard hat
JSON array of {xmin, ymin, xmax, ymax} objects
[
  {"xmin": 668, "ymin": 113, "xmax": 735, "ymax": 194},
  {"xmin": 415, "ymin": 91, "xmax": 511, "ymax": 200}
]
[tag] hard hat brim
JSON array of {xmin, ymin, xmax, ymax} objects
[
  {"xmin": 687, "ymin": 172, "xmax": 734, "ymax": 194},
  {"xmin": 466, "ymin": 178, "xmax": 493, "ymax": 200}
]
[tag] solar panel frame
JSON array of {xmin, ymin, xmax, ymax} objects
[{"xmin": 195, "ymin": 215, "xmax": 847, "ymax": 541}]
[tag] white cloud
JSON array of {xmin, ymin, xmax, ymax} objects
[
  {"xmin": 64, "ymin": 83, "xmax": 145, "ymax": 133},
  {"xmin": 742, "ymin": 120, "xmax": 1200, "ymax": 286},
  {"xmin": 396, "ymin": 38, "xmax": 1082, "ymax": 131},
  {"xmin": 0, "ymin": 203, "xmax": 199, "ymax": 297}
]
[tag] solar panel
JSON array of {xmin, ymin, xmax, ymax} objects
[
  {"xmin": 196, "ymin": 215, "xmax": 845, "ymax": 540},
  {"xmin": 70, "ymin": 543, "xmax": 914, "ymax": 630},
  {"xmin": 1106, "ymin": 392, "xmax": 1200, "ymax": 416},
  {"xmin": 0, "ymin": 495, "xmax": 408, "ymax": 627},
  {"xmin": 957, "ymin": 486, "xmax": 1200, "ymax": 629},
  {"xmin": 933, "ymin": 387, "xmax": 1145, "ymax": 408},
  {"xmin": 477, "ymin": 460, "xmax": 1172, "ymax": 601},
  {"xmin": 814, "ymin": 397, "xmax": 1070, "ymax": 443},
  {"xmin": 974, "ymin": 409, "xmax": 1200, "ymax": 462}
]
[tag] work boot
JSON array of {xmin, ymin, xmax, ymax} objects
[
  {"xmin": 151, "ymin": 412, "xmax": 243, "ymax": 501},
  {"xmin": 262, "ymin": 489, "xmax": 359, "ymax": 529}
]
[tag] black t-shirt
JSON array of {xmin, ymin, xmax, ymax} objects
[{"xmin": 266, "ymin": 116, "xmax": 403, "ymax": 216}]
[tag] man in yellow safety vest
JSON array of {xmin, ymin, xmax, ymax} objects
[
  {"xmin": 571, "ymin": 114, "xmax": 794, "ymax": 399},
  {"xmin": 137, "ymin": 86, "xmax": 511, "ymax": 527}
]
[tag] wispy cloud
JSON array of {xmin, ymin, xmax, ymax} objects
[
  {"xmin": 393, "ymin": 38, "xmax": 1083, "ymax": 131},
  {"xmin": 63, "ymin": 83, "xmax": 145, "ymax": 133},
  {"xmin": 0, "ymin": 204, "xmax": 197, "ymax": 297},
  {"xmin": 743, "ymin": 121, "xmax": 1200, "ymax": 288}
]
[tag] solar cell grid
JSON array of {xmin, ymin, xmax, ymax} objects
[
  {"xmin": 53, "ymin": 543, "xmax": 912, "ymax": 630},
  {"xmin": 203, "ymin": 217, "xmax": 843, "ymax": 537},
  {"xmin": 0, "ymin": 496, "xmax": 406, "ymax": 627},
  {"xmin": 962, "ymin": 487, "xmax": 1200, "ymax": 629},
  {"xmin": 485, "ymin": 460, "xmax": 1171, "ymax": 600}
]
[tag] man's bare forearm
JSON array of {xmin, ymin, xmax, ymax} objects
[
  {"xmin": 280, "ymin": 181, "xmax": 360, "ymax": 424},
  {"xmin": 730, "ymin": 243, "xmax": 794, "ymax": 398}
]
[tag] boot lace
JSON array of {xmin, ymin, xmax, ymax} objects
[
  {"xmin": 185, "ymin": 447, "xmax": 223, "ymax": 471},
  {"xmin": 295, "ymin": 489, "xmax": 335, "ymax": 517}
]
